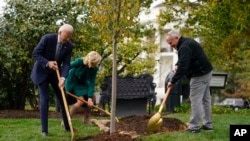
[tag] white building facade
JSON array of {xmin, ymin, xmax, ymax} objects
[{"xmin": 139, "ymin": 0, "xmax": 179, "ymax": 105}]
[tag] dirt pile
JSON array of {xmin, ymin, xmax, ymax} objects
[{"xmin": 80, "ymin": 114, "xmax": 187, "ymax": 141}]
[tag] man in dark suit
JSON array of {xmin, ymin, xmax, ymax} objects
[{"xmin": 30, "ymin": 24, "xmax": 74, "ymax": 137}]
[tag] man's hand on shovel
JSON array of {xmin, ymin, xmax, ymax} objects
[
  {"xmin": 50, "ymin": 62, "xmax": 65, "ymax": 89},
  {"xmin": 57, "ymin": 77, "xmax": 65, "ymax": 89},
  {"xmin": 55, "ymin": 67, "xmax": 75, "ymax": 141}
]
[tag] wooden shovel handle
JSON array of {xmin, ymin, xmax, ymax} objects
[
  {"xmin": 158, "ymin": 86, "xmax": 172, "ymax": 113},
  {"xmin": 66, "ymin": 91, "xmax": 119, "ymax": 123},
  {"xmin": 55, "ymin": 69, "xmax": 74, "ymax": 141}
]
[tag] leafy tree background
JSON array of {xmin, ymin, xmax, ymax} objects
[
  {"xmin": 0, "ymin": 0, "xmax": 157, "ymax": 110},
  {"xmin": 157, "ymin": 0, "xmax": 250, "ymax": 100},
  {"xmin": 1, "ymin": 0, "xmax": 249, "ymax": 110}
]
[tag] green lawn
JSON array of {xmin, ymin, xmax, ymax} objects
[
  {"xmin": 140, "ymin": 113, "xmax": 250, "ymax": 141},
  {"xmin": 1, "ymin": 112, "xmax": 250, "ymax": 141}
]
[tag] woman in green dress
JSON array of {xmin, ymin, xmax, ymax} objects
[{"xmin": 65, "ymin": 51, "xmax": 102, "ymax": 124}]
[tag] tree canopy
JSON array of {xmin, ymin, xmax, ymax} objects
[
  {"xmin": 158, "ymin": 0, "xmax": 250, "ymax": 97},
  {"xmin": 0, "ymin": 0, "xmax": 158, "ymax": 109}
]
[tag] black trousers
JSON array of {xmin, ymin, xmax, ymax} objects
[{"xmin": 38, "ymin": 74, "xmax": 70, "ymax": 133}]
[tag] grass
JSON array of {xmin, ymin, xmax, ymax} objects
[
  {"xmin": 1, "ymin": 111, "xmax": 250, "ymax": 141},
  {"xmin": 0, "ymin": 118, "xmax": 102, "ymax": 141},
  {"xmin": 139, "ymin": 113, "xmax": 250, "ymax": 141}
]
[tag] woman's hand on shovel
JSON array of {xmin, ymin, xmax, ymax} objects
[{"xmin": 87, "ymin": 98, "xmax": 94, "ymax": 107}]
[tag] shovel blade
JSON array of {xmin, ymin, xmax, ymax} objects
[
  {"xmin": 147, "ymin": 118, "xmax": 163, "ymax": 132},
  {"xmin": 147, "ymin": 112, "xmax": 162, "ymax": 132}
]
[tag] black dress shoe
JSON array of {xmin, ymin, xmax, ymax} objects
[
  {"xmin": 201, "ymin": 125, "xmax": 213, "ymax": 131},
  {"xmin": 41, "ymin": 132, "xmax": 48, "ymax": 137},
  {"xmin": 186, "ymin": 128, "xmax": 200, "ymax": 133}
]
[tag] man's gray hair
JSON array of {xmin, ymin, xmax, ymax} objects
[
  {"xmin": 167, "ymin": 30, "xmax": 181, "ymax": 38},
  {"xmin": 58, "ymin": 24, "xmax": 74, "ymax": 33}
]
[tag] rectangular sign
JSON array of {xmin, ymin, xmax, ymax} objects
[
  {"xmin": 210, "ymin": 72, "xmax": 228, "ymax": 89},
  {"xmin": 230, "ymin": 125, "xmax": 250, "ymax": 141}
]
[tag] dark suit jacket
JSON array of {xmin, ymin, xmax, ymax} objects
[{"xmin": 30, "ymin": 34, "xmax": 73, "ymax": 85}]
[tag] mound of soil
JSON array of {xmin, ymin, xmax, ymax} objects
[
  {"xmin": 81, "ymin": 114, "xmax": 187, "ymax": 141},
  {"xmin": 0, "ymin": 110, "xmax": 187, "ymax": 141}
]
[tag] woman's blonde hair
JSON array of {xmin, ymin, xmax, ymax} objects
[{"xmin": 84, "ymin": 51, "xmax": 102, "ymax": 67}]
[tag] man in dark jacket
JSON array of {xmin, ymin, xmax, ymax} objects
[
  {"xmin": 30, "ymin": 24, "xmax": 74, "ymax": 136},
  {"xmin": 166, "ymin": 30, "xmax": 213, "ymax": 133}
]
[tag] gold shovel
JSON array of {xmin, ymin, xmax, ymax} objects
[
  {"xmin": 55, "ymin": 69, "xmax": 75, "ymax": 141},
  {"xmin": 147, "ymin": 86, "xmax": 172, "ymax": 132}
]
